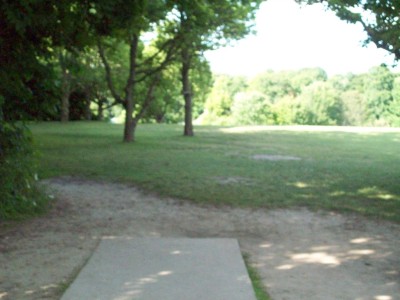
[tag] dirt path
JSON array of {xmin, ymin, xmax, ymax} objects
[{"xmin": 1, "ymin": 177, "xmax": 399, "ymax": 300}]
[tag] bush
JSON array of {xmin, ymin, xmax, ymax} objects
[{"xmin": 0, "ymin": 121, "xmax": 48, "ymax": 219}]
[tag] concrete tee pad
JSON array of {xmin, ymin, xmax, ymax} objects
[{"xmin": 61, "ymin": 238, "xmax": 256, "ymax": 300}]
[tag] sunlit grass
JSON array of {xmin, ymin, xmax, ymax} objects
[{"xmin": 30, "ymin": 122, "xmax": 400, "ymax": 223}]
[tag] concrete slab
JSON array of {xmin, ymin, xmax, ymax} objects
[{"xmin": 61, "ymin": 238, "xmax": 256, "ymax": 300}]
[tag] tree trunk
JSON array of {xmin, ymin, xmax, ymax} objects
[
  {"xmin": 181, "ymin": 47, "xmax": 193, "ymax": 136},
  {"xmin": 0, "ymin": 102, "xmax": 4, "ymax": 122},
  {"xmin": 60, "ymin": 69, "xmax": 71, "ymax": 123},
  {"xmin": 84, "ymin": 99, "xmax": 91, "ymax": 121},
  {"xmin": 123, "ymin": 35, "xmax": 139, "ymax": 142},
  {"xmin": 123, "ymin": 99, "xmax": 135, "ymax": 142},
  {"xmin": 97, "ymin": 98, "xmax": 105, "ymax": 121},
  {"xmin": 84, "ymin": 86, "xmax": 92, "ymax": 121},
  {"xmin": 0, "ymin": 109, "xmax": 4, "ymax": 158},
  {"xmin": 124, "ymin": 118, "xmax": 138, "ymax": 142}
]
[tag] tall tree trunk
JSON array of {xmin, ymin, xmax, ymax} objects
[
  {"xmin": 181, "ymin": 47, "xmax": 193, "ymax": 136},
  {"xmin": 84, "ymin": 86, "xmax": 92, "ymax": 121},
  {"xmin": 84, "ymin": 99, "xmax": 91, "ymax": 121},
  {"xmin": 123, "ymin": 34, "xmax": 139, "ymax": 142},
  {"xmin": 123, "ymin": 100, "xmax": 135, "ymax": 142},
  {"xmin": 0, "ymin": 110, "xmax": 5, "ymax": 161},
  {"xmin": 60, "ymin": 69, "xmax": 71, "ymax": 123},
  {"xmin": 0, "ymin": 101, "xmax": 4, "ymax": 122},
  {"xmin": 97, "ymin": 97, "xmax": 105, "ymax": 121}
]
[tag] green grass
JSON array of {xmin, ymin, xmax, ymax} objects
[
  {"xmin": 30, "ymin": 122, "xmax": 400, "ymax": 223},
  {"xmin": 243, "ymin": 254, "xmax": 271, "ymax": 300}
]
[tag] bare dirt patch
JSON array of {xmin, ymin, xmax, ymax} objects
[
  {"xmin": 214, "ymin": 176, "xmax": 255, "ymax": 186},
  {"xmin": 1, "ymin": 177, "xmax": 399, "ymax": 300},
  {"xmin": 252, "ymin": 154, "xmax": 302, "ymax": 161}
]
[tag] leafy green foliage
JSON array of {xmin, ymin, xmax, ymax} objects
[
  {"xmin": 0, "ymin": 0, "xmax": 90, "ymax": 218},
  {"xmin": 363, "ymin": 65, "xmax": 394, "ymax": 124},
  {"xmin": 231, "ymin": 91, "xmax": 273, "ymax": 125},
  {"xmin": 388, "ymin": 77, "xmax": 400, "ymax": 126},
  {"xmin": 0, "ymin": 0, "xmax": 91, "ymax": 121},
  {"xmin": 200, "ymin": 67, "xmax": 400, "ymax": 126},
  {"xmin": 0, "ymin": 122, "xmax": 48, "ymax": 219},
  {"xmin": 202, "ymin": 74, "xmax": 248, "ymax": 124},
  {"xmin": 250, "ymin": 68, "xmax": 327, "ymax": 101},
  {"xmin": 341, "ymin": 90, "xmax": 369, "ymax": 125},
  {"xmin": 171, "ymin": 0, "xmax": 263, "ymax": 51},
  {"xmin": 295, "ymin": 81, "xmax": 344, "ymax": 125},
  {"xmin": 143, "ymin": 56, "xmax": 212, "ymax": 124}
]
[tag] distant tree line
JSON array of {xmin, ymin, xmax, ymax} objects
[{"xmin": 200, "ymin": 66, "xmax": 400, "ymax": 127}]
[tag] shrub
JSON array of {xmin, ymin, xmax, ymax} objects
[{"xmin": 0, "ymin": 121, "xmax": 48, "ymax": 219}]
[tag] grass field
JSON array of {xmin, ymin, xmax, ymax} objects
[{"xmin": 30, "ymin": 122, "xmax": 400, "ymax": 223}]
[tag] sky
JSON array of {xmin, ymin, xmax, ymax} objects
[{"xmin": 204, "ymin": 0, "xmax": 398, "ymax": 77}]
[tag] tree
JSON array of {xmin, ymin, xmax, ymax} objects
[
  {"xmin": 291, "ymin": 68, "xmax": 328, "ymax": 94},
  {"xmin": 0, "ymin": 0, "xmax": 90, "ymax": 217},
  {"xmin": 0, "ymin": 0, "xmax": 91, "ymax": 121},
  {"xmin": 363, "ymin": 65, "xmax": 394, "ymax": 124},
  {"xmin": 56, "ymin": 46, "xmax": 113, "ymax": 122},
  {"xmin": 296, "ymin": 0, "xmax": 400, "ymax": 60},
  {"xmin": 93, "ymin": 1, "xmax": 178, "ymax": 142},
  {"xmin": 231, "ymin": 91, "xmax": 273, "ymax": 125},
  {"xmin": 75, "ymin": 46, "xmax": 115, "ymax": 121},
  {"xmin": 249, "ymin": 68, "xmax": 328, "ymax": 105},
  {"xmin": 141, "ymin": 62, "xmax": 182, "ymax": 123},
  {"xmin": 270, "ymin": 95, "xmax": 298, "ymax": 125},
  {"xmin": 202, "ymin": 74, "xmax": 247, "ymax": 124},
  {"xmin": 170, "ymin": 0, "xmax": 262, "ymax": 136},
  {"xmin": 388, "ymin": 76, "xmax": 400, "ymax": 126},
  {"xmin": 295, "ymin": 81, "xmax": 344, "ymax": 125},
  {"xmin": 57, "ymin": 49, "xmax": 81, "ymax": 122},
  {"xmin": 142, "ymin": 56, "xmax": 211, "ymax": 124},
  {"xmin": 341, "ymin": 90, "xmax": 369, "ymax": 125},
  {"xmin": 250, "ymin": 71, "xmax": 295, "ymax": 102}
]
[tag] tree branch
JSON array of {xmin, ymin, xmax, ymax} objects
[
  {"xmin": 135, "ymin": 38, "xmax": 178, "ymax": 83},
  {"xmin": 136, "ymin": 37, "xmax": 177, "ymax": 71},
  {"xmin": 124, "ymin": 34, "xmax": 139, "ymax": 100},
  {"xmin": 97, "ymin": 40, "xmax": 124, "ymax": 105},
  {"xmin": 134, "ymin": 73, "xmax": 161, "ymax": 122}
]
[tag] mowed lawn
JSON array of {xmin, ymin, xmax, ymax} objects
[{"xmin": 30, "ymin": 122, "xmax": 400, "ymax": 223}]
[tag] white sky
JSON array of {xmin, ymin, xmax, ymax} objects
[{"xmin": 204, "ymin": 0, "xmax": 398, "ymax": 77}]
